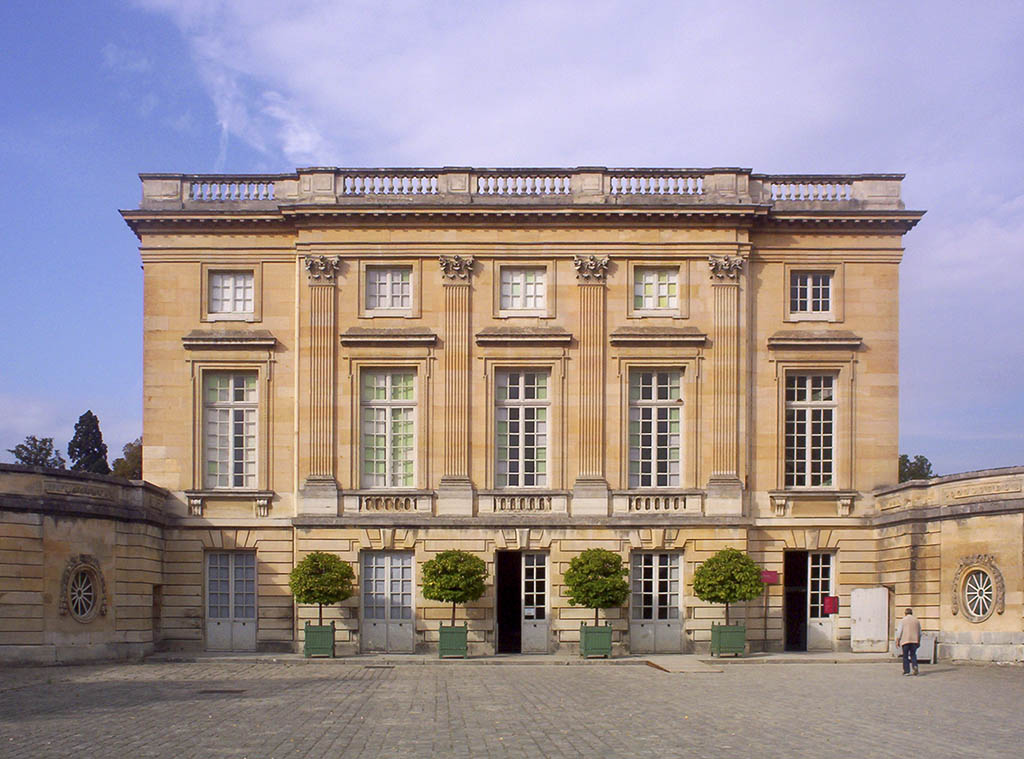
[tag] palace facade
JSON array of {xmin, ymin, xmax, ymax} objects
[{"xmin": 5, "ymin": 166, "xmax": 1019, "ymax": 664}]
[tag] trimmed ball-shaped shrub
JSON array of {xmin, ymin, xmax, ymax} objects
[
  {"xmin": 289, "ymin": 551, "xmax": 355, "ymax": 625},
  {"xmin": 692, "ymin": 547, "xmax": 763, "ymax": 625},
  {"xmin": 563, "ymin": 548, "xmax": 629, "ymax": 625},
  {"xmin": 421, "ymin": 550, "xmax": 488, "ymax": 625}
]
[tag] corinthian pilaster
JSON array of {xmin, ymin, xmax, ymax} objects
[
  {"xmin": 298, "ymin": 255, "xmax": 341, "ymax": 515},
  {"xmin": 437, "ymin": 256, "xmax": 475, "ymax": 515},
  {"xmin": 572, "ymin": 255, "xmax": 610, "ymax": 516},
  {"xmin": 706, "ymin": 255, "xmax": 744, "ymax": 515}
]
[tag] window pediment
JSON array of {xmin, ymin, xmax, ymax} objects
[
  {"xmin": 475, "ymin": 326, "xmax": 572, "ymax": 346},
  {"xmin": 340, "ymin": 327, "xmax": 437, "ymax": 346},
  {"xmin": 767, "ymin": 330, "xmax": 862, "ymax": 350},
  {"xmin": 609, "ymin": 326, "xmax": 707, "ymax": 346}
]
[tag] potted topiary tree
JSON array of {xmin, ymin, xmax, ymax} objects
[
  {"xmin": 421, "ymin": 549, "xmax": 488, "ymax": 658},
  {"xmin": 289, "ymin": 551, "xmax": 355, "ymax": 658},
  {"xmin": 692, "ymin": 547, "xmax": 764, "ymax": 657},
  {"xmin": 563, "ymin": 548, "xmax": 629, "ymax": 658}
]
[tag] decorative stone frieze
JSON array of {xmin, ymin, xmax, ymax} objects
[
  {"xmin": 438, "ymin": 254, "xmax": 474, "ymax": 280},
  {"xmin": 707, "ymin": 255, "xmax": 744, "ymax": 279},
  {"xmin": 304, "ymin": 255, "xmax": 341, "ymax": 283},
  {"xmin": 573, "ymin": 255, "xmax": 610, "ymax": 281}
]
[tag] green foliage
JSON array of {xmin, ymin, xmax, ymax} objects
[
  {"xmin": 692, "ymin": 548, "xmax": 764, "ymax": 625},
  {"xmin": 7, "ymin": 436, "xmax": 66, "ymax": 469},
  {"xmin": 899, "ymin": 453, "xmax": 934, "ymax": 482},
  {"xmin": 289, "ymin": 551, "xmax": 355, "ymax": 625},
  {"xmin": 111, "ymin": 437, "xmax": 142, "ymax": 479},
  {"xmin": 68, "ymin": 411, "xmax": 110, "ymax": 475},
  {"xmin": 563, "ymin": 548, "xmax": 629, "ymax": 625},
  {"xmin": 421, "ymin": 550, "xmax": 488, "ymax": 625}
]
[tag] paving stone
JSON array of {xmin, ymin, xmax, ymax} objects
[{"xmin": 0, "ymin": 661, "xmax": 1021, "ymax": 758}]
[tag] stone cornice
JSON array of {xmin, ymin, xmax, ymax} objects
[
  {"xmin": 182, "ymin": 330, "xmax": 277, "ymax": 350},
  {"xmin": 609, "ymin": 326, "xmax": 708, "ymax": 346},
  {"xmin": 474, "ymin": 327, "xmax": 573, "ymax": 345},
  {"xmin": 767, "ymin": 330, "xmax": 863, "ymax": 350},
  {"xmin": 339, "ymin": 327, "xmax": 438, "ymax": 346}
]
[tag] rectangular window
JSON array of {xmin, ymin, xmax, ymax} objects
[
  {"xmin": 203, "ymin": 373, "xmax": 258, "ymax": 489},
  {"xmin": 496, "ymin": 370, "xmax": 549, "ymax": 487},
  {"xmin": 785, "ymin": 374, "xmax": 835, "ymax": 487},
  {"xmin": 500, "ymin": 267, "xmax": 546, "ymax": 312},
  {"xmin": 209, "ymin": 271, "xmax": 255, "ymax": 314},
  {"xmin": 629, "ymin": 370, "xmax": 682, "ymax": 488},
  {"xmin": 633, "ymin": 268, "xmax": 678, "ymax": 311},
  {"xmin": 366, "ymin": 267, "xmax": 412, "ymax": 311},
  {"xmin": 361, "ymin": 371, "xmax": 415, "ymax": 488},
  {"xmin": 808, "ymin": 553, "xmax": 833, "ymax": 619},
  {"xmin": 790, "ymin": 272, "xmax": 831, "ymax": 314}
]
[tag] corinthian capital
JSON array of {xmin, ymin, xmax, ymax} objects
[
  {"xmin": 304, "ymin": 255, "xmax": 342, "ymax": 283},
  {"xmin": 573, "ymin": 255, "xmax": 610, "ymax": 281},
  {"xmin": 708, "ymin": 255, "xmax": 744, "ymax": 280},
  {"xmin": 438, "ymin": 254, "xmax": 474, "ymax": 280}
]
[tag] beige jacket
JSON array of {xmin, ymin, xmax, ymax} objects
[{"xmin": 895, "ymin": 614, "xmax": 921, "ymax": 646}]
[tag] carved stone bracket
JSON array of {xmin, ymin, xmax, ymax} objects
[
  {"xmin": 837, "ymin": 495, "xmax": 854, "ymax": 517},
  {"xmin": 439, "ymin": 254, "xmax": 474, "ymax": 280},
  {"xmin": 573, "ymin": 255, "xmax": 610, "ymax": 281},
  {"xmin": 770, "ymin": 494, "xmax": 789, "ymax": 517},
  {"xmin": 951, "ymin": 554, "xmax": 1005, "ymax": 620},
  {"xmin": 708, "ymin": 255, "xmax": 744, "ymax": 280},
  {"xmin": 255, "ymin": 495, "xmax": 271, "ymax": 518},
  {"xmin": 187, "ymin": 496, "xmax": 204, "ymax": 517},
  {"xmin": 304, "ymin": 255, "xmax": 341, "ymax": 283}
]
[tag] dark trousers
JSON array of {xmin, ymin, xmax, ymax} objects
[{"xmin": 902, "ymin": 643, "xmax": 919, "ymax": 673}]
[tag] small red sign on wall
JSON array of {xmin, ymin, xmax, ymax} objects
[
  {"xmin": 761, "ymin": 570, "xmax": 779, "ymax": 584},
  {"xmin": 823, "ymin": 595, "xmax": 839, "ymax": 615}
]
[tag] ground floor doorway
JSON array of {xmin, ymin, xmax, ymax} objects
[
  {"xmin": 629, "ymin": 552, "xmax": 683, "ymax": 653},
  {"xmin": 361, "ymin": 551, "xmax": 414, "ymax": 653},
  {"xmin": 496, "ymin": 551, "xmax": 548, "ymax": 653},
  {"xmin": 206, "ymin": 551, "xmax": 256, "ymax": 651},
  {"xmin": 784, "ymin": 550, "xmax": 834, "ymax": 651}
]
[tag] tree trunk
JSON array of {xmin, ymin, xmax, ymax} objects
[
  {"xmin": 451, "ymin": 601, "xmax": 456, "ymax": 626},
  {"xmin": 318, "ymin": 603, "xmax": 323, "ymax": 626},
  {"xmin": 725, "ymin": 602, "xmax": 730, "ymax": 626},
  {"xmin": 594, "ymin": 607, "xmax": 599, "ymax": 626}
]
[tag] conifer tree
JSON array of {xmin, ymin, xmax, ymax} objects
[{"xmin": 68, "ymin": 410, "xmax": 110, "ymax": 474}]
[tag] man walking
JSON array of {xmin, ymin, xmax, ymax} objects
[{"xmin": 895, "ymin": 607, "xmax": 922, "ymax": 675}]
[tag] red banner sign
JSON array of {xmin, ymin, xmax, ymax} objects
[
  {"xmin": 823, "ymin": 595, "xmax": 839, "ymax": 615},
  {"xmin": 760, "ymin": 570, "xmax": 779, "ymax": 584}
]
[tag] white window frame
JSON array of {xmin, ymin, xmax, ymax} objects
[
  {"xmin": 630, "ymin": 552, "xmax": 680, "ymax": 621},
  {"xmin": 203, "ymin": 372, "xmax": 258, "ymax": 489},
  {"xmin": 494, "ymin": 264, "xmax": 552, "ymax": 317},
  {"xmin": 365, "ymin": 266, "xmax": 413, "ymax": 313},
  {"xmin": 632, "ymin": 267, "xmax": 679, "ymax": 314},
  {"xmin": 808, "ymin": 552, "xmax": 834, "ymax": 620},
  {"xmin": 495, "ymin": 370, "xmax": 550, "ymax": 488},
  {"xmin": 628, "ymin": 370, "xmax": 682, "ymax": 488},
  {"xmin": 784, "ymin": 373, "xmax": 836, "ymax": 488},
  {"xmin": 790, "ymin": 271, "xmax": 831, "ymax": 316},
  {"xmin": 201, "ymin": 264, "xmax": 262, "ymax": 322},
  {"xmin": 360, "ymin": 370, "xmax": 416, "ymax": 488},
  {"xmin": 783, "ymin": 264, "xmax": 844, "ymax": 323}
]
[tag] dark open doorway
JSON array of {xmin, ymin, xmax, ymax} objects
[
  {"xmin": 496, "ymin": 551, "xmax": 522, "ymax": 653},
  {"xmin": 784, "ymin": 551, "xmax": 808, "ymax": 651}
]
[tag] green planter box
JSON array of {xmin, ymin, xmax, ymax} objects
[
  {"xmin": 438, "ymin": 624, "xmax": 468, "ymax": 658},
  {"xmin": 304, "ymin": 621, "xmax": 335, "ymax": 658},
  {"xmin": 580, "ymin": 623, "xmax": 613, "ymax": 658},
  {"xmin": 710, "ymin": 623, "xmax": 746, "ymax": 657}
]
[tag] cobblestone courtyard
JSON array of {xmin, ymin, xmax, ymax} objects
[{"xmin": 1, "ymin": 660, "xmax": 1021, "ymax": 758}]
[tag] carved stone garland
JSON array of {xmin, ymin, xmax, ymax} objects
[
  {"xmin": 304, "ymin": 255, "xmax": 342, "ymax": 281},
  {"xmin": 951, "ymin": 554, "xmax": 1004, "ymax": 622},
  {"xmin": 438, "ymin": 254, "xmax": 474, "ymax": 279},
  {"xmin": 573, "ymin": 255, "xmax": 610, "ymax": 280},
  {"xmin": 708, "ymin": 255, "xmax": 744, "ymax": 279},
  {"xmin": 59, "ymin": 554, "xmax": 108, "ymax": 622}
]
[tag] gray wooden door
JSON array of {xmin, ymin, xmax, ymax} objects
[
  {"xmin": 629, "ymin": 552, "xmax": 682, "ymax": 653},
  {"xmin": 521, "ymin": 553, "xmax": 549, "ymax": 653},
  {"xmin": 361, "ymin": 551, "xmax": 415, "ymax": 653},
  {"xmin": 206, "ymin": 551, "xmax": 257, "ymax": 651}
]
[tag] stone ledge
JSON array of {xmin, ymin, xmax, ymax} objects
[
  {"xmin": 609, "ymin": 326, "xmax": 707, "ymax": 346},
  {"xmin": 182, "ymin": 329, "xmax": 277, "ymax": 350},
  {"xmin": 340, "ymin": 327, "xmax": 438, "ymax": 346},
  {"xmin": 475, "ymin": 327, "xmax": 573, "ymax": 345},
  {"xmin": 767, "ymin": 330, "xmax": 862, "ymax": 349}
]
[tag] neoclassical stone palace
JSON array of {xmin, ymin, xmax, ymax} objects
[{"xmin": 2, "ymin": 166, "xmax": 1021, "ymax": 663}]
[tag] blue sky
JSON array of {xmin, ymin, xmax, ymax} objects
[{"xmin": 1, "ymin": 0, "xmax": 1022, "ymax": 476}]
